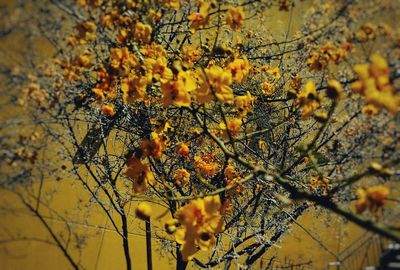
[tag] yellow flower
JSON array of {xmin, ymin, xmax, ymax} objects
[
  {"xmin": 356, "ymin": 22, "xmax": 377, "ymax": 41},
  {"xmin": 117, "ymin": 28, "xmax": 128, "ymax": 44},
  {"xmin": 370, "ymin": 54, "xmax": 389, "ymax": 77},
  {"xmin": 188, "ymin": 2, "xmax": 210, "ymax": 32},
  {"xmin": 296, "ymin": 80, "xmax": 321, "ymax": 118},
  {"xmin": 136, "ymin": 202, "xmax": 152, "ymax": 220},
  {"xmin": 267, "ymin": 67, "xmax": 281, "ymax": 80},
  {"xmin": 181, "ymin": 46, "xmax": 201, "ymax": 67},
  {"xmin": 226, "ymin": 6, "xmax": 245, "ymax": 31},
  {"xmin": 176, "ymin": 143, "xmax": 190, "ymax": 158},
  {"xmin": 351, "ymin": 54, "xmax": 399, "ymax": 115},
  {"xmin": 307, "ymin": 43, "xmax": 349, "ymax": 71},
  {"xmin": 133, "ymin": 22, "xmax": 152, "ymax": 43},
  {"xmin": 110, "ymin": 47, "xmax": 138, "ymax": 75},
  {"xmin": 144, "ymin": 56, "xmax": 173, "ymax": 83},
  {"xmin": 219, "ymin": 118, "xmax": 242, "ymax": 138},
  {"xmin": 226, "ymin": 56, "xmax": 251, "ymax": 83},
  {"xmin": 234, "ymin": 91, "xmax": 255, "ymax": 116},
  {"xmin": 175, "ymin": 195, "xmax": 224, "ymax": 261},
  {"xmin": 140, "ymin": 43, "xmax": 167, "ymax": 59},
  {"xmin": 162, "ymin": 0, "xmax": 180, "ymax": 10},
  {"xmin": 147, "ymin": 8, "xmax": 162, "ymax": 21},
  {"xmin": 140, "ymin": 132, "xmax": 166, "ymax": 160},
  {"xmin": 223, "ymin": 165, "xmax": 243, "ymax": 196},
  {"xmin": 125, "ymin": 157, "xmax": 156, "ymax": 193},
  {"xmin": 353, "ymin": 64, "xmax": 370, "ymax": 83},
  {"xmin": 101, "ymin": 104, "xmax": 115, "ymax": 117},
  {"xmin": 355, "ymin": 185, "xmax": 390, "ymax": 214},
  {"xmin": 161, "ymin": 71, "xmax": 196, "ymax": 107},
  {"xmin": 309, "ymin": 175, "xmax": 329, "ymax": 194},
  {"xmin": 121, "ymin": 75, "xmax": 148, "ymax": 103},
  {"xmin": 193, "ymin": 71, "xmax": 213, "ymax": 104},
  {"xmin": 165, "ymin": 219, "xmax": 178, "ymax": 234},
  {"xmin": 92, "ymin": 88, "xmax": 106, "ymax": 103},
  {"xmin": 313, "ymin": 111, "xmax": 328, "ymax": 123},
  {"xmin": 71, "ymin": 21, "xmax": 97, "ymax": 45},
  {"xmin": 201, "ymin": 66, "xmax": 233, "ymax": 103},
  {"xmin": 78, "ymin": 0, "xmax": 103, "ymax": 8},
  {"xmin": 261, "ymin": 81, "xmax": 275, "ymax": 96},
  {"xmin": 361, "ymin": 104, "xmax": 379, "ymax": 117},
  {"xmin": 76, "ymin": 54, "xmax": 91, "ymax": 67},
  {"xmin": 223, "ymin": 165, "xmax": 243, "ymax": 195},
  {"xmin": 173, "ymin": 168, "xmax": 190, "ymax": 185},
  {"xmin": 224, "ymin": 165, "xmax": 239, "ymax": 180},
  {"xmin": 369, "ymin": 162, "xmax": 393, "ymax": 176},
  {"xmin": 194, "ymin": 154, "xmax": 219, "ymax": 177}
]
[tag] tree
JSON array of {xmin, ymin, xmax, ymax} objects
[{"xmin": 1, "ymin": 0, "xmax": 399, "ymax": 269}]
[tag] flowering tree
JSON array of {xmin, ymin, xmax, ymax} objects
[{"xmin": 1, "ymin": 0, "xmax": 400, "ymax": 269}]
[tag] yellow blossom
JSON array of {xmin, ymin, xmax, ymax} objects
[
  {"xmin": 181, "ymin": 46, "xmax": 201, "ymax": 67},
  {"xmin": 144, "ymin": 56, "xmax": 173, "ymax": 83},
  {"xmin": 110, "ymin": 47, "xmax": 138, "ymax": 75},
  {"xmin": 296, "ymin": 80, "xmax": 321, "ymax": 118},
  {"xmin": 219, "ymin": 118, "xmax": 242, "ymax": 138},
  {"xmin": 351, "ymin": 54, "xmax": 399, "ymax": 115},
  {"xmin": 200, "ymin": 66, "xmax": 233, "ymax": 103},
  {"xmin": 140, "ymin": 43, "xmax": 167, "ymax": 58},
  {"xmin": 267, "ymin": 67, "xmax": 281, "ymax": 80},
  {"xmin": 226, "ymin": 56, "xmax": 251, "ymax": 83},
  {"xmin": 309, "ymin": 175, "xmax": 329, "ymax": 195},
  {"xmin": 223, "ymin": 165, "xmax": 243, "ymax": 196},
  {"xmin": 355, "ymin": 185, "xmax": 390, "ymax": 214},
  {"xmin": 140, "ymin": 132, "xmax": 166, "ymax": 159},
  {"xmin": 226, "ymin": 6, "xmax": 245, "ymax": 31},
  {"xmin": 161, "ymin": 71, "xmax": 196, "ymax": 107},
  {"xmin": 19, "ymin": 83, "xmax": 48, "ymax": 107},
  {"xmin": 194, "ymin": 154, "xmax": 219, "ymax": 177},
  {"xmin": 175, "ymin": 195, "xmax": 224, "ymax": 261},
  {"xmin": 307, "ymin": 43, "xmax": 349, "ymax": 71},
  {"xmin": 162, "ymin": 0, "xmax": 180, "ymax": 10},
  {"xmin": 92, "ymin": 88, "xmax": 106, "ymax": 103},
  {"xmin": 362, "ymin": 104, "xmax": 379, "ymax": 117},
  {"xmin": 173, "ymin": 168, "xmax": 190, "ymax": 185},
  {"xmin": 101, "ymin": 104, "xmax": 115, "ymax": 117},
  {"xmin": 136, "ymin": 202, "xmax": 152, "ymax": 220},
  {"xmin": 70, "ymin": 21, "xmax": 97, "ymax": 46},
  {"xmin": 134, "ymin": 22, "xmax": 152, "ymax": 43},
  {"xmin": 125, "ymin": 157, "xmax": 156, "ymax": 193},
  {"xmin": 176, "ymin": 143, "xmax": 190, "ymax": 158},
  {"xmin": 165, "ymin": 219, "xmax": 178, "ymax": 234},
  {"xmin": 234, "ymin": 91, "xmax": 255, "ymax": 116},
  {"xmin": 224, "ymin": 165, "xmax": 239, "ymax": 180},
  {"xmin": 261, "ymin": 81, "xmax": 275, "ymax": 96},
  {"xmin": 121, "ymin": 75, "xmax": 148, "ymax": 103},
  {"xmin": 356, "ymin": 22, "xmax": 377, "ymax": 41},
  {"xmin": 77, "ymin": 0, "xmax": 103, "ymax": 8},
  {"xmin": 188, "ymin": 2, "xmax": 210, "ymax": 32},
  {"xmin": 148, "ymin": 8, "xmax": 162, "ymax": 21}
]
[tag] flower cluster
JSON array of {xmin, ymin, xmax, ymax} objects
[
  {"xmin": 194, "ymin": 154, "xmax": 219, "ymax": 177},
  {"xmin": 307, "ymin": 43, "xmax": 352, "ymax": 71},
  {"xmin": 352, "ymin": 54, "xmax": 400, "ymax": 115}
]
